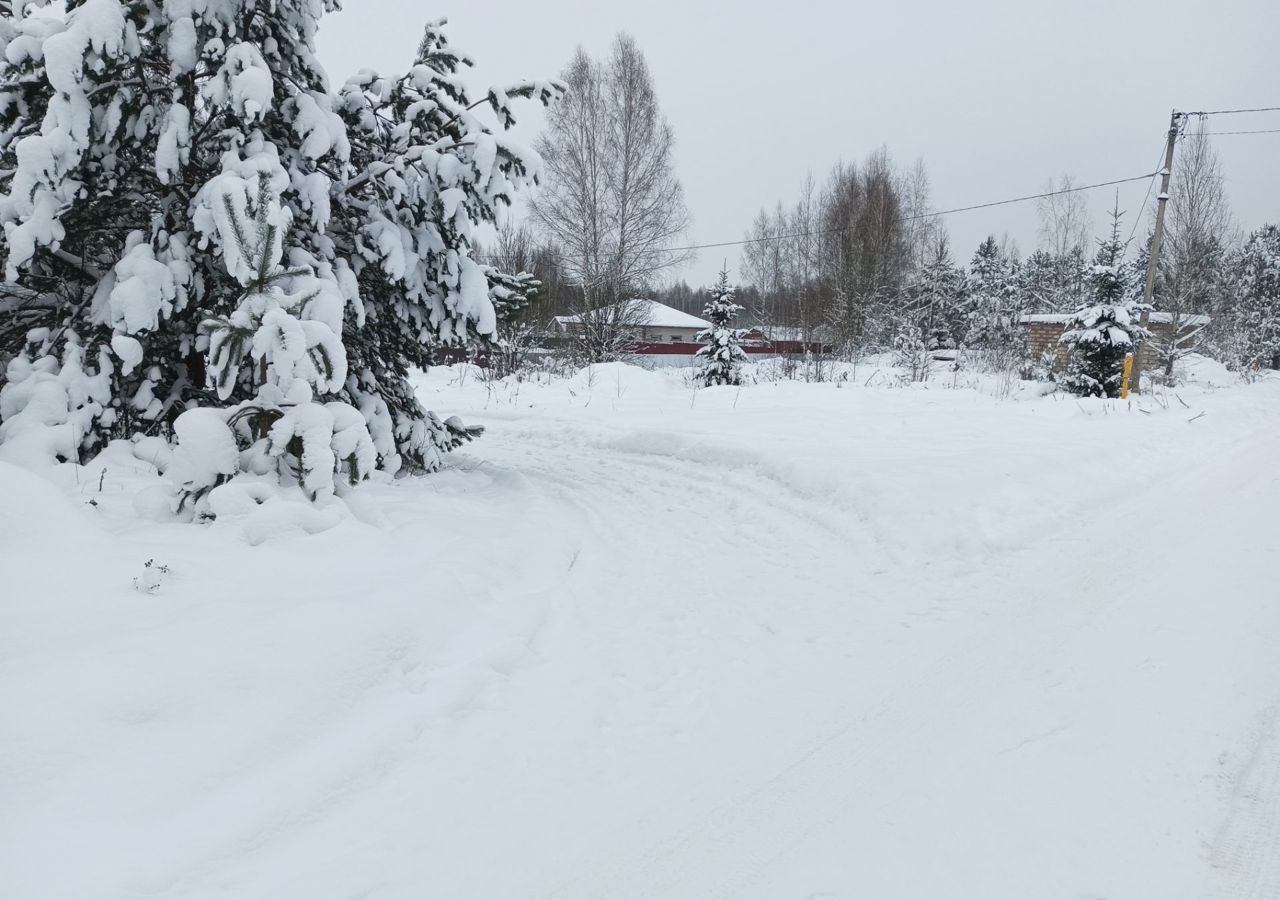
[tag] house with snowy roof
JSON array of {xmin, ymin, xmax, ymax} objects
[
  {"xmin": 553, "ymin": 299, "xmax": 711, "ymax": 344},
  {"xmin": 549, "ymin": 299, "xmax": 834, "ymax": 366}
]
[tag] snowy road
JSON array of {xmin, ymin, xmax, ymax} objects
[
  {"xmin": 523, "ymin": 431, "xmax": 1280, "ymax": 900},
  {"xmin": 3, "ymin": 364, "xmax": 1279, "ymax": 900},
  {"xmin": 470, "ymin": 377, "xmax": 1280, "ymax": 900}
]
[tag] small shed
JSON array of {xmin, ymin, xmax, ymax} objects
[{"xmin": 1020, "ymin": 312, "xmax": 1210, "ymax": 374}]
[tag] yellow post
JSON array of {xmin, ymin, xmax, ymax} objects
[{"xmin": 1121, "ymin": 353, "xmax": 1134, "ymax": 399}]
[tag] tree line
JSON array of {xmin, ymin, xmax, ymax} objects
[
  {"xmin": 496, "ymin": 37, "xmax": 1279, "ymax": 381},
  {"xmin": 732, "ymin": 127, "xmax": 1278, "ymax": 380}
]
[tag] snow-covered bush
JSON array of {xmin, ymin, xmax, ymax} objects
[
  {"xmin": 695, "ymin": 271, "xmax": 748, "ymax": 387},
  {"xmin": 1021, "ymin": 346, "xmax": 1060, "ymax": 384},
  {"xmin": 0, "ymin": 5, "xmax": 560, "ymax": 507},
  {"xmin": 167, "ymin": 409, "xmax": 240, "ymax": 512},
  {"xmin": 892, "ymin": 321, "xmax": 931, "ymax": 384}
]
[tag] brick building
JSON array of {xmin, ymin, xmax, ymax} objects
[{"xmin": 1020, "ymin": 312, "xmax": 1210, "ymax": 374}]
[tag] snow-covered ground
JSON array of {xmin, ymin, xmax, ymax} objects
[{"xmin": 3, "ymin": 359, "xmax": 1279, "ymax": 900}]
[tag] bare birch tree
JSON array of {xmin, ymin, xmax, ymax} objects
[
  {"xmin": 1035, "ymin": 174, "xmax": 1091, "ymax": 310},
  {"xmin": 821, "ymin": 149, "xmax": 910, "ymax": 350},
  {"xmin": 530, "ymin": 49, "xmax": 609, "ymax": 296},
  {"xmin": 530, "ymin": 34, "xmax": 689, "ymax": 360},
  {"xmin": 1163, "ymin": 122, "xmax": 1234, "ymax": 311},
  {"xmin": 1148, "ymin": 122, "xmax": 1235, "ymax": 382},
  {"xmin": 603, "ymin": 35, "xmax": 690, "ymax": 292},
  {"xmin": 1036, "ymin": 174, "xmax": 1093, "ymax": 258},
  {"xmin": 900, "ymin": 158, "xmax": 939, "ymax": 272}
]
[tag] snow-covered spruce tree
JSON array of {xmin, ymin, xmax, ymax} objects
[
  {"xmin": 1018, "ymin": 249, "xmax": 1064, "ymax": 313},
  {"xmin": 0, "ymin": 5, "xmax": 559, "ymax": 505},
  {"xmin": 1058, "ymin": 210, "xmax": 1150, "ymax": 398},
  {"xmin": 330, "ymin": 24, "xmax": 555, "ymax": 472},
  {"xmin": 1228, "ymin": 224, "xmax": 1280, "ymax": 371},
  {"xmin": 963, "ymin": 236, "xmax": 1022, "ymax": 370},
  {"xmin": 695, "ymin": 269, "xmax": 748, "ymax": 386},
  {"xmin": 896, "ymin": 238, "xmax": 965, "ymax": 381}
]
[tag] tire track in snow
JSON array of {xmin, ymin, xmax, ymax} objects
[
  {"xmin": 106, "ymin": 466, "xmax": 587, "ymax": 900},
  {"xmin": 523, "ymin": 431, "xmax": 1280, "ymax": 900},
  {"xmin": 1204, "ymin": 703, "xmax": 1280, "ymax": 900},
  {"xmin": 490, "ymin": 424, "xmax": 878, "ymax": 595},
  {"xmin": 511, "ymin": 441, "xmax": 1117, "ymax": 898}
]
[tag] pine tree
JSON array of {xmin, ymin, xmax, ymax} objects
[
  {"xmin": 695, "ymin": 270, "xmax": 748, "ymax": 386},
  {"xmin": 1058, "ymin": 207, "xmax": 1150, "ymax": 398},
  {"xmin": 0, "ymin": 6, "xmax": 559, "ymax": 506}
]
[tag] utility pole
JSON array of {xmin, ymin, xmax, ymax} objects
[{"xmin": 1131, "ymin": 110, "xmax": 1182, "ymax": 394}]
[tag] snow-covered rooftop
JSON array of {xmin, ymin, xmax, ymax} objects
[
  {"xmin": 555, "ymin": 299, "xmax": 710, "ymax": 329},
  {"xmin": 1020, "ymin": 312, "xmax": 1210, "ymax": 327}
]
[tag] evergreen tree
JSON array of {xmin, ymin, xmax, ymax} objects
[
  {"xmin": 963, "ymin": 235, "xmax": 1021, "ymax": 369},
  {"xmin": 1015, "ymin": 246, "xmax": 1087, "ymax": 314},
  {"xmin": 903, "ymin": 239, "xmax": 965, "ymax": 352},
  {"xmin": 1018, "ymin": 250, "xmax": 1063, "ymax": 313},
  {"xmin": 1050, "ymin": 246, "xmax": 1088, "ymax": 311},
  {"xmin": 1059, "ymin": 208, "xmax": 1150, "ymax": 398},
  {"xmin": 1230, "ymin": 224, "xmax": 1280, "ymax": 370},
  {"xmin": 891, "ymin": 240, "xmax": 964, "ymax": 382},
  {"xmin": 0, "ymin": 5, "xmax": 559, "ymax": 506},
  {"xmin": 695, "ymin": 270, "xmax": 748, "ymax": 386},
  {"xmin": 328, "ymin": 23, "xmax": 556, "ymax": 474}
]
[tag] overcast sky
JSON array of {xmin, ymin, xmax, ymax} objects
[{"xmin": 317, "ymin": 0, "xmax": 1278, "ymax": 287}]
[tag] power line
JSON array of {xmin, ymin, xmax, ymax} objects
[
  {"xmin": 1205, "ymin": 128, "xmax": 1280, "ymax": 136},
  {"xmin": 649, "ymin": 172, "xmax": 1159, "ymax": 255},
  {"xmin": 1181, "ymin": 106, "xmax": 1280, "ymax": 116},
  {"xmin": 1126, "ymin": 143, "xmax": 1169, "ymax": 247},
  {"xmin": 481, "ymin": 108, "xmax": 1280, "ymax": 267},
  {"xmin": 1122, "ymin": 122, "xmax": 1275, "ymax": 250},
  {"xmin": 479, "ymin": 168, "xmax": 1156, "ymax": 264}
]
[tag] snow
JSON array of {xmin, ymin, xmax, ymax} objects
[
  {"xmin": 290, "ymin": 91, "xmax": 347, "ymax": 162},
  {"xmin": 209, "ymin": 41, "xmax": 275, "ymax": 122},
  {"xmin": 109, "ymin": 334, "xmax": 143, "ymax": 375},
  {"xmin": 102, "ymin": 239, "xmax": 181, "ymax": 334},
  {"xmin": 154, "ymin": 103, "xmax": 191, "ymax": 183},
  {"xmin": 166, "ymin": 407, "xmax": 238, "ymax": 495},
  {"xmin": 166, "ymin": 14, "xmax": 197, "ymax": 75},
  {"xmin": 40, "ymin": 0, "xmax": 129, "ymax": 96},
  {"xmin": 0, "ymin": 334, "xmax": 112, "ymax": 468},
  {"xmin": 457, "ymin": 256, "xmax": 498, "ymax": 337},
  {"xmin": 3, "ymin": 364, "xmax": 1280, "ymax": 900}
]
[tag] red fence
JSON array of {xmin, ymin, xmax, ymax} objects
[
  {"xmin": 433, "ymin": 339, "xmax": 833, "ymax": 368},
  {"xmin": 633, "ymin": 341, "xmax": 830, "ymax": 356}
]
